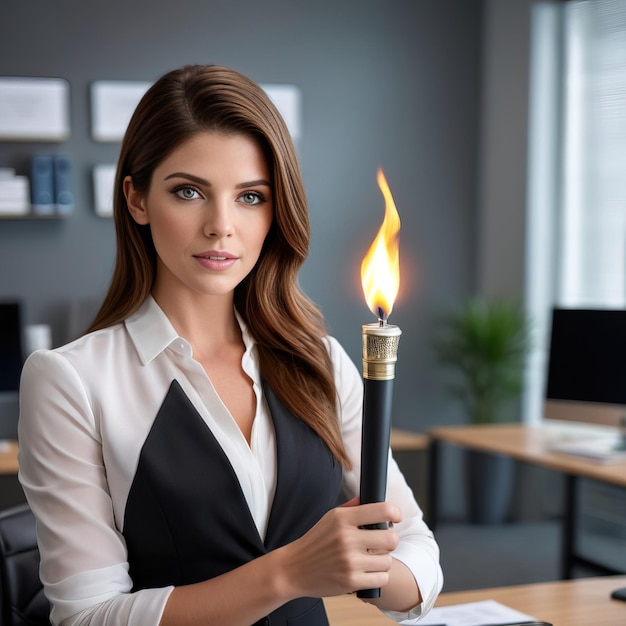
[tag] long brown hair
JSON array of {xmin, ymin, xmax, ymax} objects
[{"xmin": 87, "ymin": 65, "xmax": 351, "ymax": 468}]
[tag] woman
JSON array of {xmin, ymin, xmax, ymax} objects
[{"xmin": 18, "ymin": 64, "xmax": 443, "ymax": 626}]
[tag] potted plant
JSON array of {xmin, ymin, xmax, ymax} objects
[{"xmin": 434, "ymin": 297, "xmax": 531, "ymax": 523}]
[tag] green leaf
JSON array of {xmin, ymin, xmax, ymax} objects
[{"xmin": 433, "ymin": 298, "xmax": 532, "ymax": 424}]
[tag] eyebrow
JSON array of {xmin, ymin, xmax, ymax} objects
[
  {"xmin": 163, "ymin": 172, "xmax": 271, "ymax": 189},
  {"xmin": 164, "ymin": 172, "xmax": 208, "ymax": 185}
]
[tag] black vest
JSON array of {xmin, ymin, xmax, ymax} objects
[{"xmin": 123, "ymin": 380, "xmax": 342, "ymax": 625}]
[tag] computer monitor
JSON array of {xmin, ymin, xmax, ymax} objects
[
  {"xmin": 0, "ymin": 302, "xmax": 23, "ymax": 393},
  {"xmin": 544, "ymin": 307, "xmax": 626, "ymax": 429}
]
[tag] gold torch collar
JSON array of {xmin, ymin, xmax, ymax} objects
[{"xmin": 361, "ymin": 323, "xmax": 402, "ymax": 381}]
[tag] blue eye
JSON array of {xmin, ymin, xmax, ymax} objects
[
  {"xmin": 174, "ymin": 186, "xmax": 201, "ymax": 200},
  {"xmin": 240, "ymin": 191, "xmax": 265, "ymax": 206}
]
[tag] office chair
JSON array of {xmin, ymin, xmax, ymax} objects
[{"xmin": 0, "ymin": 503, "xmax": 50, "ymax": 625}]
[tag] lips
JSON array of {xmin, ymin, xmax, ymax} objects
[
  {"xmin": 193, "ymin": 250, "xmax": 238, "ymax": 271},
  {"xmin": 195, "ymin": 250, "xmax": 237, "ymax": 260},
  {"xmin": 199, "ymin": 254, "xmax": 228, "ymax": 261}
]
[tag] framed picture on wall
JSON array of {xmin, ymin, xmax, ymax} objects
[
  {"xmin": 90, "ymin": 79, "xmax": 302, "ymax": 143},
  {"xmin": 92, "ymin": 163, "xmax": 116, "ymax": 217},
  {"xmin": 90, "ymin": 80, "xmax": 151, "ymax": 142},
  {"xmin": 0, "ymin": 77, "xmax": 70, "ymax": 141},
  {"xmin": 262, "ymin": 84, "xmax": 301, "ymax": 141}
]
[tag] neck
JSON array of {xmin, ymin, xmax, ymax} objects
[{"xmin": 152, "ymin": 290, "xmax": 241, "ymax": 354}]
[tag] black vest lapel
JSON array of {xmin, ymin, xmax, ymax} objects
[
  {"xmin": 264, "ymin": 385, "xmax": 342, "ymax": 551},
  {"xmin": 124, "ymin": 380, "xmax": 263, "ymax": 589}
]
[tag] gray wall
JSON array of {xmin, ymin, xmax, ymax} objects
[
  {"xmin": 478, "ymin": 0, "xmax": 532, "ymax": 300},
  {"xmin": 0, "ymin": 0, "xmax": 483, "ymax": 436}
]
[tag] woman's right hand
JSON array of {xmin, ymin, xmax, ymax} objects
[{"xmin": 275, "ymin": 498, "xmax": 402, "ymax": 599}]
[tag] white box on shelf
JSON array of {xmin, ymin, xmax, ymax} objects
[
  {"xmin": 262, "ymin": 84, "xmax": 301, "ymax": 141},
  {"xmin": 0, "ymin": 176, "xmax": 30, "ymax": 215},
  {"xmin": 93, "ymin": 164, "xmax": 116, "ymax": 217},
  {"xmin": 0, "ymin": 202, "xmax": 29, "ymax": 216},
  {"xmin": 0, "ymin": 177, "xmax": 29, "ymax": 199}
]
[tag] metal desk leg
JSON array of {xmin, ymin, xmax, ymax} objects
[
  {"xmin": 561, "ymin": 474, "xmax": 577, "ymax": 580},
  {"xmin": 427, "ymin": 438, "xmax": 440, "ymax": 531}
]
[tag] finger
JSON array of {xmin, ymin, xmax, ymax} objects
[
  {"xmin": 350, "ymin": 570, "xmax": 391, "ymax": 595},
  {"xmin": 361, "ymin": 528, "xmax": 399, "ymax": 554},
  {"xmin": 352, "ymin": 502, "xmax": 402, "ymax": 527},
  {"xmin": 360, "ymin": 552, "xmax": 394, "ymax": 573}
]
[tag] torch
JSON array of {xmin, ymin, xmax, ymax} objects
[{"xmin": 357, "ymin": 168, "xmax": 401, "ymax": 599}]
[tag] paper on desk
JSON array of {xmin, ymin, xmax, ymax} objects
[{"xmin": 401, "ymin": 599, "xmax": 536, "ymax": 625}]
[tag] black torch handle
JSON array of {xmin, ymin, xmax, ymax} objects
[{"xmin": 357, "ymin": 377, "xmax": 394, "ymax": 599}]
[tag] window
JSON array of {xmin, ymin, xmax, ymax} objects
[
  {"xmin": 524, "ymin": 0, "xmax": 626, "ymax": 424},
  {"xmin": 559, "ymin": 0, "xmax": 626, "ymax": 307}
]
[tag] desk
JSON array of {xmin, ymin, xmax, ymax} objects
[
  {"xmin": 0, "ymin": 431, "xmax": 425, "ymax": 505},
  {"xmin": 323, "ymin": 575, "xmax": 626, "ymax": 625},
  {"xmin": 390, "ymin": 429, "xmax": 428, "ymax": 452},
  {"xmin": 427, "ymin": 424, "xmax": 626, "ymax": 578},
  {"xmin": 0, "ymin": 431, "xmax": 424, "ymax": 477}
]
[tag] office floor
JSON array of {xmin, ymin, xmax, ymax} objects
[
  {"xmin": 435, "ymin": 519, "xmax": 619, "ymax": 593},
  {"xmin": 436, "ymin": 520, "xmax": 560, "ymax": 592}
]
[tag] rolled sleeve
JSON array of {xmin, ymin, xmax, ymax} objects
[{"xmin": 48, "ymin": 566, "xmax": 172, "ymax": 626}]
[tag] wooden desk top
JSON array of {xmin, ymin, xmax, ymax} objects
[
  {"xmin": 389, "ymin": 428, "xmax": 428, "ymax": 451},
  {"xmin": 0, "ymin": 440, "xmax": 18, "ymax": 474},
  {"xmin": 435, "ymin": 576, "xmax": 626, "ymax": 626},
  {"xmin": 323, "ymin": 575, "xmax": 626, "ymax": 625},
  {"xmin": 0, "ymin": 431, "xmax": 423, "ymax": 478},
  {"xmin": 428, "ymin": 423, "xmax": 626, "ymax": 488},
  {"xmin": 324, "ymin": 594, "xmax": 395, "ymax": 625}
]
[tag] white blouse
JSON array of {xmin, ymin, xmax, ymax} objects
[{"xmin": 18, "ymin": 296, "xmax": 443, "ymax": 625}]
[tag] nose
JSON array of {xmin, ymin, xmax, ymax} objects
[{"xmin": 202, "ymin": 197, "xmax": 234, "ymax": 239}]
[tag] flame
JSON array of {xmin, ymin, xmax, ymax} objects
[{"xmin": 360, "ymin": 168, "xmax": 401, "ymax": 322}]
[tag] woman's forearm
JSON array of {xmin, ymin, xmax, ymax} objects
[
  {"xmin": 159, "ymin": 548, "xmax": 293, "ymax": 626},
  {"xmin": 365, "ymin": 557, "xmax": 422, "ymax": 614}
]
